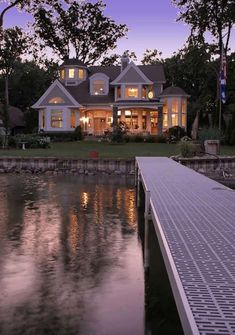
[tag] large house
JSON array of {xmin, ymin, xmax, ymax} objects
[{"xmin": 32, "ymin": 56, "xmax": 189, "ymax": 136}]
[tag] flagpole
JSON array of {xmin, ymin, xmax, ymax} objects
[{"xmin": 219, "ymin": 32, "xmax": 228, "ymax": 131}]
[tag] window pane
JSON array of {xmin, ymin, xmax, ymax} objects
[
  {"xmin": 69, "ymin": 69, "xmax": 75, "ymax": 79},
  {"xmin": 182, "ymin": 99, "xmax": 186, "ymax": 114},
  {"xmin": 182, "ymin": 113, "xmax": 186, "ymax": 127},
  {"xmin": 79, "ymin": 69, "xmax": 84, "ymax": 80},
  {"xmin": 172, "ymin": 99, "xmax": 178, "ymax": 114},
  {"xmin": 142, "ymin": 86, "xmax": 147, "ymax": 99},
  {"xmin": 163, "ymin": 100, "xmax": 168, "ymax": 129},
  {"xmin": 51, "ymin": 111, "xmax": 63, "ymax": 128},
  {"xmin": 117, "ymin": 86, "xmax": 121, "ymax": 99},
  {"xmin": 70, "ymin": 111, "xmax": 76, "ymax": 128},
  {"xmin": 94, "ymin": 80, "xmax": 105, "ymax": 95},
  {"xmin": 49, "ymin": 97, "xmax": 65, "ymax": 104},
  {"xmin": 171, "ymin": 114, "xmax": 178, "ymax": 126},
  {"xmin": 125, "ymin": 86, "xmax": 138, "ymax": 98}
]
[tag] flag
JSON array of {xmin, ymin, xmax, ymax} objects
[{"xmin": 220, "ymin": 45, "xmax": 227, "ymax": 104}]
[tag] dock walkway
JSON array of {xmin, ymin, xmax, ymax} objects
[{"xmin": 136, "ymin": 157, "xmax": 235, "ymax": 335}]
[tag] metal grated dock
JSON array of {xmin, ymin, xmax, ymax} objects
[{"xmin": 136, "ymin": 157, "xmax": 235, "ymax": 335}]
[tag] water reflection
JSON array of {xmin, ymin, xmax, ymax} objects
[{"xmin": 0, "ymin": 175, "xmax": 144, "ymax": 335}]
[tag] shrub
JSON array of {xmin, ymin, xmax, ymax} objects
[
  {"xmin": 109, "ymin": 125, "xmax": 126, "ymax": 143},
  {"xmin": 179, "ymin": 142, "xmax": 199, "ymax": 158},
  {"xmin": 15, "ymin": 134, "xmax": 50, "ymax": 149},
  {"xmin": 73, "ymin": 125, "xmax": 84, "ymax": 141},
  {"xmin": 168, "ymin": 126, "xmax": 186, "ymax": 141}
]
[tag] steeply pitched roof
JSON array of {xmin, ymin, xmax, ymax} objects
[
  {"xmin": 161, "ymin": 86, "xmax": 188, "ymax": 96},
  {"xmin": 62, "ymin": 63, "xmax": 166, "ymax": 104}
]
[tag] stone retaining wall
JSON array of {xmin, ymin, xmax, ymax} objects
[
  {"xmin": 174, "ymin": 156, "xmax": 235, "ymax": 179},
  {"xmin": 0, "ymin": 157, "xmax": 135, "ymax": 175},
  {"xmin": 1, "ymin": 156, "xmax": 235, "ymax": 177}
]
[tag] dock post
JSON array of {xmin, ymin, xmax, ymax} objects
[
  {"xmin": 144, "ymin": 190, "xmax": 151, "ymax": 270},
  {"xmin": 136, "ymin": 171, "xmax": 141, "ymax": 208}
]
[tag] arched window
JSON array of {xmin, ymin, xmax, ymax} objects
[
  {"xmin": 90, "ymin": 73, "xmax": 109, "ymax": 96},
  {"xmin": 49, "ymin": 97, "xmax": 65, "ymax": 104}
]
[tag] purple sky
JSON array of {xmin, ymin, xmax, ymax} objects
[{"xmin": 1, "ymin": 0, "xmax": 234, "ymax": 61}]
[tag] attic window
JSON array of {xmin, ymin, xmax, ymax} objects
[
  {"xmin": 125, "ymin": 86, "xmax": 138, "ymax": 98},
  {"xmin": 49, "ymin": 97, "xmax": 65, "ymax": 104}
]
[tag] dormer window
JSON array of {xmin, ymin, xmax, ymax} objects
[
  {"xmin": 125, "ymin": 86, "xmax": 138, "ymax": 98},
  {"xmin": 69, "ymin": 69, "xmax": 75, "ymax": 79},
  {"xmin": 94, "ymin": 80, "xmax": 105, "ymax": 95},
  {"xmin": 90, "ymin": 73, "xmax": 109, "ymax": 96}
]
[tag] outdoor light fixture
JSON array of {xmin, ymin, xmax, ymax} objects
[{"xmin": 148, "ymin": 91, "xmax": 154, "ymax": 99}]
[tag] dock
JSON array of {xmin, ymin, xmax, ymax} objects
[{"xmin": 136, "ymin": 157, "xmax": 235, "ymax": 335}]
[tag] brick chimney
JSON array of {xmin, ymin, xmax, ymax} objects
[{"xmin": 121, "ymin": 53, "xmax": 129, "ymax": 72}]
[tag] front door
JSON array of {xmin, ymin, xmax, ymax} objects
[
  {"xmin": 94, "ymin": 118, "xmax": 106, "ymax": 135},
  {"xmin": 150, "ymin": 111, "xmax": 158, "ymax": 135}
]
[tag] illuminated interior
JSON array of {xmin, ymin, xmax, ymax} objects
[
  {"xmin": 51, "ymin": 110, "xmax": 63, "ymax": 128},
  {"xmin": 70, "ymin": 111, "xmax": 76, "ymax": 128},
  {"xmin": 68, "ymin": 69, "xmax": 75, "ymax": 79},
  {"xmin": 171, "ymin": 99, "xmax": 179, "ymax": 126},
  {"xmin": 125, "ymin": 86, "xmax": 138, "ymax": 98},
  {"xmin": 49, "ymin": 97, "xmax": 65, "ymax": 104},
  {"xmin": 93, "ymin": 80, "xmax": 105, "ymax": 95}
]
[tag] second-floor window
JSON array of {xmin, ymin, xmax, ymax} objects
[
  {"xmin": 93, "ymin": 80, "xmax": 105, "ymax": 95},
  {"xmin": 125, "ymin": 86, "xmax": 138, "ymax": 98},
  {"xmin": 69, "ymin": 69, "xmax": 75, "ymax": 79}
]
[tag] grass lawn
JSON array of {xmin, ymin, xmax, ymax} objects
[{"xmin": 0, "ymin": 141, "xmax": 235, "ymax": 159}]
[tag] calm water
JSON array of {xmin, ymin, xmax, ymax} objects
[{"xmin": 0, "ymin": 175, "xmax": 145, "ymax": 335}]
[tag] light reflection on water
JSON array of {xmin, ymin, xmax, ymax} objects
[{"xmin": 0, "ymin": 175, "xmax": 144, "ymax": 335}]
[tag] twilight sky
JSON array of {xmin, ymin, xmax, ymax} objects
[{"xmin": 1, "ymin": 0, "xmax": 234, "ymax": 61}]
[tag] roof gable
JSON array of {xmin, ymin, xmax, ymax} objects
[
  {"xmin": 111, "ymin": 62, "xmax": 152, "ymax": 85},
  {"xmin": 32, "ymin": 80, "xmax": 82, "ymax": 108}
]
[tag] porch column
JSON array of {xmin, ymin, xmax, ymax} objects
[
  {"xmin": 157, "ymin": 107, "xmax": 163, "ymax": 135},
  {"xmin": 146, "ymin": 111, "xmax": 151, "ymax": 133},
  {"xmin": 113, "ymin": 106, "xmax": 118, "ymax": 128},
  {"xmin": 138, "ymin": 111, "xmax": 143, "ymax": 131}
]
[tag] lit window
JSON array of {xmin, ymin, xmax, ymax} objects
[
  {"xmin": 60, "ymin": 69, "xmax": 65, "ymax": 80},
  {"xmin": 171, "ymin": 99, "xmax": 178, "ymax": 126},
  {"xmin": 69, "ymin": 69, "xmax": 75, "ymax": 79},
  {"xmin": 49, "ymin": 97, "xmax": 65, "ymax": 104},
  {"xmin": 125, "ymin": 86, "xmax": 138, "ymax": 98},
  {"xmin": 93, "ymin": 80, "xmax": 105, "ymax": 95},
  {"xmin": 51, "ymin": 110, "xmax": 63, "ymax": 128},
  {"xmin": 117, "ymin": 86, "xmax": 121, "ymax": 99},
  {"xmin": 182, "ymin": 99, "xmax": 186, "ymax": 127},
  {"xmin": 79, "ymin": 69, "xmax": 84, "ymax": 80},
  {"xmin": 70, "ymin": 111, "xmax": 76, "ymax": 128},
  {"xmin": 163, "ymin": 99, "xmax": 168, "ymax": 129}
]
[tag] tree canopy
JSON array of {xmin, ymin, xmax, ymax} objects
[
  {"xmin": 173, "ymin": 0, "xmax": 235, "ymax": 54},
  {"xmin": 33, "ymin": 0, "xmax": 128, "ymax": 65}
]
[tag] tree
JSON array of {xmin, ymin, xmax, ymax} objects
[
  {"xmin": 141, "ymin": 49, "xmax": 163, "ymax": 65},
  {"xmin": 33, "ymin": 0, "xmax": 128, "ymax": 64},
  {"xmin": 100, "ymin": 50, "xmax": 137, "ymax": 66},
  {"xmin": 0, "ymin": 0, "xmax": 66, "ymax": 28},
  {"xmin": 0, "ymin": 27, "xmax": 29, "ymax": 142},
  {"xmin": 172, "ymin": 0, "xmax": 235, "ymax": 55}
]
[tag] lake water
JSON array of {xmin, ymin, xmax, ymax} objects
[
  {"xmin": 0, "ymin": 174, "xmax": 184, "ymax": 335},
  {"xmin": 0, "ymin": 175, "xmax": 145, "ymax": 335}
]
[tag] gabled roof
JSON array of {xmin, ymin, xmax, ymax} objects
[
  {"xmin": 32, "ymin": 80, "xmax": 82, "ymax": 108},
  {"xmin": 111, "ymin": 62, "xmax": 153, "ymax": 85}
]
